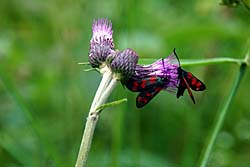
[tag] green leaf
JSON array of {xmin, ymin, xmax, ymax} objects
[
  {"xmin": 78, "ymin": 62, "xmax": 90, "ymax": 65},
  {"xmin": 96, "ymin": 98, "xmax": 127, "ymax": 112},
  {"xmin": 83, "ymin": 68, "xmax": 99, "ymax": 72}
]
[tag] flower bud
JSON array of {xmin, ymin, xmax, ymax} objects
[{"xmin": 109, "ymin": 49, "xmax": 138, "ymax": 79}]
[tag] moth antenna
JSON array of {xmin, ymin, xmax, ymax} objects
[
  {"xmin": 161, "ymin": 58, "xmax": 165, "ymax": 67},
  {"xmin": 173, "ymin": 48, "xmax": 182, "ymax": 86},
  {"xmin": 173, "ymin": 48, "xmax": 181, "ymax": 67}
]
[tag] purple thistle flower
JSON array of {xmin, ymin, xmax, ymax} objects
[
  {"xmin": 123, "ymin": 50, "xmax": 180, "ymax": 108},
  {"xmin": 124, "ymin": 51, "xmax": 180, "ymax": 93},
  {"xmin": 89, "ymin": 18, "xmax": 115, "ymax": 68}
]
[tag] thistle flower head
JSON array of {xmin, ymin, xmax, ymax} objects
[
  {"xmin": 89, "ymin": 39, "xmax": 115, "ymax": 68},
  {"xmin": 109, "ymin": 48, "xmax": 138, "ymax": 79},
  {"xmin": 125, "ymin": 51, "xmax": 180, "ymax": 92},
  {"xmin": 92, "ymin": 19, "xmax": 113, "ymax": 43},
  {"xmin": 89, "ymin": 18, "xmax": 115, "ymax": 68}
]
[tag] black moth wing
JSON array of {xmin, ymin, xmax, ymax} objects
[
  {"xmin": 176, "ymin": 76, "xmax": 186, "ymax": 98},
  {"xmin": 184, "ymin": 71, "xmax": 206, "ymax": 91},
  {"xmin": 177, "ymin": 68, "xmax": 206, "ymax": 104},
  {"xmin": 136, "ymin": 86, "xmax": 163, "ymax": 108},
  {"xmin": 125, "ymin": 76, "xmax": 162, "ymax": 92}
]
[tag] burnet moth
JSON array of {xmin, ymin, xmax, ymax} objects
[
  {"xmin": 174, "ymin": 49, "xmax": 206, "ymax": 104},
  {"xmin": 125, "ymin": 49, "xmax": 206, "ymax": 108}
]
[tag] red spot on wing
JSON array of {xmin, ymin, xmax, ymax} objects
[
  {"xmin": 187, "ymin": 72, "xmax": 193, "ymax": 79},
  {"xmin": 146, "ymin": 92, "xmax": 152, "ymax": 97},
  {"xmin": 191, "ymin": 79, "xmax": 196, "ymax": 85},
  {"xmin": 185, "ymin": 72, "xmax": 206, "ymax": 91},
  {"xmin": 137, "ymin": 96, "xmax": 148, "ymax": 103},
  {"xmin": 132, "ymin": 81, "xmax": 139, "ymax": 91},
  {"xmin": 140, "ymin": 80, "xmax": 147, "ymax": 89},
  {"xmin": 149, "ymin": 76, "xmax": 157, "ymax": 84},
  {"xmin": 194, "ymin": 82, "xmax": 203, "ymax": 90},
  {"xmin": 154, "ymin": 87, "xmax": 162, "ymax": 92}
]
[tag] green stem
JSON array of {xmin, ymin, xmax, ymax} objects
[
  {"xmin": 139, "ymin": 57, "xmax": 248, "ymax": 67},
  {"xmin": 75, "ymin": 113, "xmax": 99, "ymax": 167},
  {"xmin": 90, "ymin": 66, "xmax": 112, "ymax": 111},
  {"xmin": 180, "ymin": 57, "xmax": 247, "ymax": 66},
  {"xmin": 198, "ymin": 62, "xmax": 248, "ymax": 167},
  {"xmin": 95, "ymin": 78, "xmax": 118, "ymax": 110}
]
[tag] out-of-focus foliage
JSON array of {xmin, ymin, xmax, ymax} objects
[{"xmin": 0, "ymin": 0, "xmax": 249, "ymax": 167}]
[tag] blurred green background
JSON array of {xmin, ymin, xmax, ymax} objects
[{"xmin": 0, "ymin": 0, "xmax": 250, "ymax": 167}]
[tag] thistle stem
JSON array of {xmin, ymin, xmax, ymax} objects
[
  {"xmin": 90, "ymin": 66, "xmax": 112, "ymax": 111},
  {"xmin": 75, "ymin": 69, "xmax": 117, "ymax": 167},
  {"xmin": 181, "ymin": 57, "xmax": 247, "ymax": 66},
  {"xmin": 95, "ymin": 77, "xmax": 118, "ymax": 111},
  {"xmin": 139, "ymin": 57, "xmax": 248, "ymax": 67},
  {"xmin": 198, "ymin": 60, "xmax": 248, "ymax": 167}
]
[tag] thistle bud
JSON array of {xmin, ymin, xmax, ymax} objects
[{"xmin": 109, "ymin": 49, "xmax": 138, "ymax": 79}]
